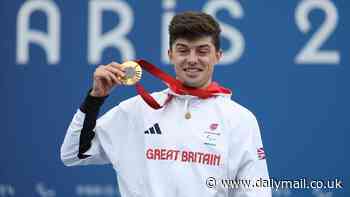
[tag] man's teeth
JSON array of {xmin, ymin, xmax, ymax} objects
[{"xmin": 184, "ymin": 68, "xmax": 201, "ymax": 72}]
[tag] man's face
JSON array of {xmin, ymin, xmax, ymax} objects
[{"xmin": 168, "ymin": 36, "xmax": 222, "ymax": 88}]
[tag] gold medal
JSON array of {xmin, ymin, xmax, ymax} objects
[{"xmin": 119, "ymin": 61, "xmax": 142, "ymax": 85}]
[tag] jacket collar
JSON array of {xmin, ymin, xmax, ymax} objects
[{"xmin": 165, "ymin": 82, "xmax": 232, "ymax": 99}]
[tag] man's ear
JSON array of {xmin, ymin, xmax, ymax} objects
[
  {"xmin": 216, "ymin": 49, "xmax": 223, "ymax": 62},
  {"xmin": 168, "ymin": 49, "xmax": 173, "ymax": 64}
]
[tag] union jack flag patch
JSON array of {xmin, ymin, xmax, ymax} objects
[{"xmin": 257, "ymin": 147, "xmax": 266, "ymax": 160}]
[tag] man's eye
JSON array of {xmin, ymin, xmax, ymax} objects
[{"xmin": 178, "ymin": 50, "xmax": 188, "ymax": 53}]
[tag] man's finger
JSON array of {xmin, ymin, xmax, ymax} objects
[
  {"xmin": 109, "ymin": 61, "xmax": 124, "ymax": 70},
  {"xmin": 99, "ymin": 70, "xmax": 113, "ymax": 87},
  {"xmin": 105, "ymin": 66, "xmax": 125, "ymax": 78},
  {"xmin": 106, "ymin": 70, "xmax": 122, "ymax": 86},
  {"xmin": 109, "ymin": 62, "xmax": 128, "ymax": 74}
]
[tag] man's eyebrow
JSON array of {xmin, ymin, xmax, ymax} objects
[
  {"xmin": 198, "ymin": 44, "xmax": 211, "ymax": 49},
  {"xmin": 175, "ymin": 43, "xmax": 188, "ymax": 48}
]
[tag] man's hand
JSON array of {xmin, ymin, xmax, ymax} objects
[{"xmin": 90, "ymin": 62, "xmax": 125, "ymax": 97}]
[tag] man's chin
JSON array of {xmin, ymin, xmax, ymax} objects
[
  {"xmin": 182, "ymin": 81, "xmax": 204, "ymax": 89},
  {"xmin": 176, "ymin": 77, "xmax": 208, "ymax": 89}
]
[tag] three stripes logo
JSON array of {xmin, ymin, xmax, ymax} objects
[{"xmin": 144, "ymin": 123, "xmax": 162, "ymax": 135}]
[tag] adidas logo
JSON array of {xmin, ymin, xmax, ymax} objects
[{"xmin": 144, "ymin": 123, "xmax": 162, "ymax": 135}]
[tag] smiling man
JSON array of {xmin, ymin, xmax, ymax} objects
[
  {"xmin": 171, "ymin": 37, "xmax": 219, "ymax": 88},
  {"xmin": 169, "ymin": 12, "xmax": 221, "ymax": 89},
  {"xmin": 61, "ymin": 11, "xmax": 271, "ymax": 197}
]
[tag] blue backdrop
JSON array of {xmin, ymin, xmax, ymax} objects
[{"xmin": 0, "ymin": 0, "xmax": 348, "ymax": 196}]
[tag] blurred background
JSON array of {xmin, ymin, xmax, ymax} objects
[{"xmin": 0, "ymin": 0, "xmax": 348, "ymax": 196}]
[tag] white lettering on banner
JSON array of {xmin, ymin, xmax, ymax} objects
[
  {"xmin": 203, "ymin": 0, "xmax": 245, "ymax": 65},
  {"xmin": 15, "ymin": 0, "xmax": 342, "ymax": 66},
  {"xmin": 76, "ymin": 185, "xmax": 116, "ymax": 196},
  {"xmin": 35, "ymin": 183, "xmax": 56, "ymax": 197},
  {"xmin": 0, "ymin": 184, "xmax": 15, "ymax": 197},
  {"xmin": 88, "ymin": 0, "xmax": 135, "ymax": 64},
  {"xmin": 295, "ymin": 0, "xmax": 340, "ymax": 64},
  {"xmin": 16, "ymin": 0, "xmax": 60, "ymax": 64},
  {"xmin": 161, "ymin": 0, "xmax": 176, "ymax": 64}
]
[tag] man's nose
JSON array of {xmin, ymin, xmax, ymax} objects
[{"xmin": 187, "ymin": 50, "xmax": 199, "ymax": 64}]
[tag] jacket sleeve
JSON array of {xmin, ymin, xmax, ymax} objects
[
  {"xmin": 60, "ymin": 91, "xmax": 118, "ymax": 166},
  {"xmin": 230, "ymin": 111, "xmax": 272, "ymax": 197},
  {"xmin": 60, "ymin": 109, "xmax": 110, "ymax": 166}
]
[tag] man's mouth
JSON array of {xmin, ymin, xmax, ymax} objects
[{"xmin": 183, "ymin": 67, "xmax": 203, "ymax": 73}]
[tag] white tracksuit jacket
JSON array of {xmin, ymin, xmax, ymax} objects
[{"xmin": 61, "ymin": 88, "xmax": 271, "ymax": 197}]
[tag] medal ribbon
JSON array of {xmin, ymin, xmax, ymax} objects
[{"xmin": 134, "ymin": 59, "xmax": 232, "ymax": 109}]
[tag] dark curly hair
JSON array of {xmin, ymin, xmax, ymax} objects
[{"xmin": 169, "ymin": 11, "xmax": 221, "ymax": 51}]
